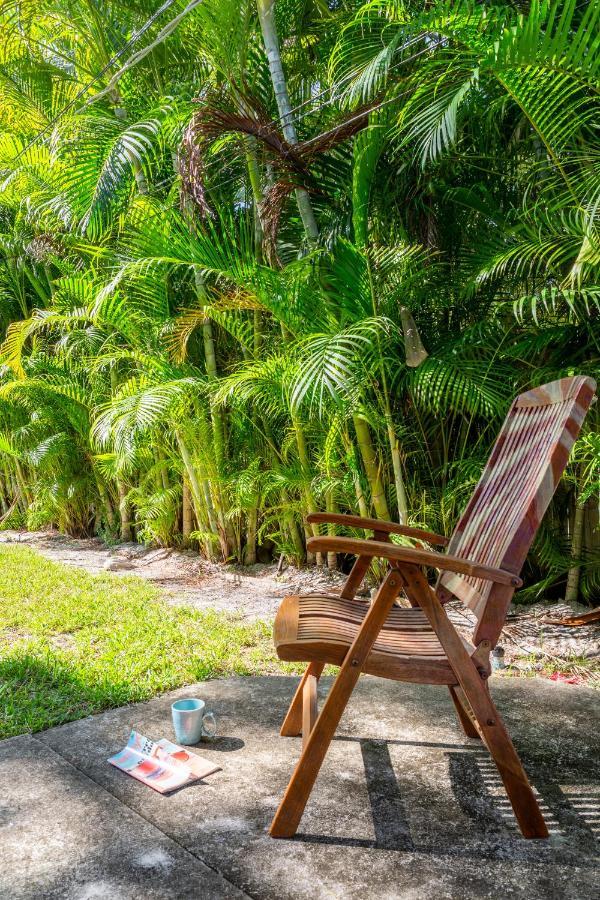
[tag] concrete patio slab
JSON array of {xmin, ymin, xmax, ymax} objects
[
  {"xmin": 0, "ymin": 734, "xmax": 247, "ymax": 899},
  {"xmin": 2, "ymin": 675, "xmax": 599, "ymax": 898}
]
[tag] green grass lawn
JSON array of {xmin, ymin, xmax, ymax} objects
[{"xmin": 0, "ymin": 544, "xmax": 288, "ymax": 738}]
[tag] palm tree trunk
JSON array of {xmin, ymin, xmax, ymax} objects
[
  {"xmin": 325, "ymin": 489, "xmax": 339, "ymax": 570},
  {"xmin": 0, "ymin": 473, "xmax": 8, "ymax": 515},
  {"xmin": 15, "ymin": 459, "xmax": 32, "ymax": 507},
  {"xmin": 387, "ymin": 420, "xmax": 409, "ymax": 524},
  {"xmin": 156, "ymin": 448, "xmax": 170, "ymax": 491},
  {"xmin": 245, "ymin": 505, "xmax": 258, "ymax": 565},
  {"xmin": 292, "ymin": 416, "xmax": 323, "ymax": 565},
  {"xmin": 176, "ymin": 432, "xmax": 216, "ymax": 546},
  {"xmin": 566, "ymin": 489, "xmax": 586, "ymax": 604},
  {"xmin": 193, "ymin": 269, "xmax": 226, "ymax": 460},
  {"xmin": 262, "ymin": 417, "xmax": 305, "ymax": 562},
  {"xmin": 118, "ymin": 482, "xmax": 132, "ymax": 542},
  {"xmin": 352, "ymin": 415, "xmax": 390, "ymax": 521},
  {"xmin": 182, "ymin": 477, "xmax": 194, "ymax": 547},
  {"xmin": 256, "ymin": 0, "xmax": 318, "ymax": 243},
  {"xmin": 110, "ymin": 368, "xmax": 133, "ymax": 541},
  {"xmin": 96, "ymin": 477, "xmax": 116, "ymax": 533}
]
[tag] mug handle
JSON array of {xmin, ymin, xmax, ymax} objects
[{"xmin": 201, "ymin": 711, "xmax": 217, "ymax": 739}]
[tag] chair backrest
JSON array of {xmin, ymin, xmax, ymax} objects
[{"xmin": 436, "ymin": 375, "xmax": 596, "ymax": 646}]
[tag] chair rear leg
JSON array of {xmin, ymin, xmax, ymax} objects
[
  {"xmin": 399, "ymin": 564, "xmax": 547, "ymax": 839},
  {"xmin": 280, "ymin": 550, "xmax": 370, "ymax": 739},
  {"xmin": 448, "ymin": 685, "xmax": 480, "ymax": 739},
  {"xmin": 469, "ymin": 686, "xmax": 548, "ymax": 839},
  {"xmin": 280, "ymin": 662, "xmax": 324, "ymax": 737}
]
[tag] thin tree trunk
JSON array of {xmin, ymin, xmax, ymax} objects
[
  {"xmin": 565, "ymin": 490, "xmax": 586, "ymax": 604},
  {"xmin": 325, "ymin": 489, "xmax": 339, "ymax": 570},
  {"xmin": 157, "ymin": 448, "xmax": 170, "ymax": 491},
  {"xmin": 293, "ymin": 416, "xmax": 323, "ymax": 565},
  {"xmin": 245, "ymin": 505, "xmax": 258, "ymax": 565},
  {"xmin": 352, "ymin": 415, "xmax": 391, "ymax": 521},
  {"xmin": 110, "ymin": 368, "xmax": 133, "ymax": 542},
  {"xmin": 387, "ymin": 420, "xmax": 409, "ymax": 524},
  {"xmin": 0, "ymin": 473, "xmax": 7, "ymax": 515},
  {"xmin": 96, "ymin": 477, "xmax": 116, "ymax": 533},
  {"xmin": 15, "ymin": 459, "xmax": 32, "ymax": 507},
  {"xmin": 118, "ymin": 482, "xmax": 132, "ymax": 542},
  {"xmin": 262, "ymin": 418, "xmax": 305, "ymax": 562},
  {"xmin": 256, "ymin": 0, "xmax": 318, "ymax": 243},
  {"xmin": 182, "ymin": 478, "xmax": 194, "ymax": 546},
  {"xmin": 192, "ymin": 269, "xmax": 237, "ymax": 556},
  {"xmin": 177, "ymin": 434, "xmax": 212, "ymax": 528}
]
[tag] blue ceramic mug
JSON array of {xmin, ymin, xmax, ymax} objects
[{"xmin": 171, "ymin": 698, "xmax": 217, "ymax": 745}]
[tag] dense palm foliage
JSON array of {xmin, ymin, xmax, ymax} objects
[{"xmin": 0, "ymin": 0, "xmax": 598, "ymax": 601}]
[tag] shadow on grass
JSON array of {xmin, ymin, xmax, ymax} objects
[{"xmin": 0, "ymin": 652, "xmax": 138, "ymax": 739}]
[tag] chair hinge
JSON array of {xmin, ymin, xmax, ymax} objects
[{"xmin": 471, "ymin": 640, "xmax": 492, "ymax": 677}]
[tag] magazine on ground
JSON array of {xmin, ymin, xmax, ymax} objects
[{"xmin": 108, "ymin": 730, "xmax": 221, "ymax": 793}]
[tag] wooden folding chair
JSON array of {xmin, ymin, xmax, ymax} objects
[{"xmin": 270, "ymin": 375, "xmax": 596, "ymax": 841}]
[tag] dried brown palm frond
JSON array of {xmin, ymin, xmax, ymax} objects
[
  {"xmin": 259, "ymin": 179, "xmax": 300, "ymax": 266},
  {"xmin": 179, "ymin": 88, "xmax": 381, "ymax": 242},
  {"xmin": 179, "ymin": 117, "xmax": 212, "ymax": 217}
]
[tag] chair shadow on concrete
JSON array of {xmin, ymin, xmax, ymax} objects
[{"xmin": 293, "ymin": 735, "xmax": 600, "ymax": 864}]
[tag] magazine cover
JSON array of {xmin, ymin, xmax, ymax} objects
[{"xmin": 108, "ymin": 730, "xmax": 221, "ymax": 794}]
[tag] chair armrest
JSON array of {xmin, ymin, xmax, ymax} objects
[
  {"xmin": 306, "ymin": 513, "xmax": 449, "ymax": 547},
  {"xmin": 306, "ymin": 536, "xmax": 522, "ymax": 587}
]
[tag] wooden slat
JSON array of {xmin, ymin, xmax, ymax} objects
[
  {"xmin": 273, "ymin": 593, "xmax": 461, "ymax": 684},
  {"xmin": 439, "ymin": 375, "xmax": 596, "ymax": 644}
]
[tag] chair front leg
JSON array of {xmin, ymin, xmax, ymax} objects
[
  {"xmin": 280, "ymin": 662, "xmax": 324, "ymax": 737},
  {"xmin": 270, "ymin": 568, "xmax": 403, "ymax": 838}
]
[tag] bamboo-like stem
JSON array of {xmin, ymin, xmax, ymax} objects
[
  {"xmin": 182, "ymin": 477, "xmax": 194, "ymax": 547},
  {"xmin": 256, "ymin": 0, "xmax": 319, "ymax": 244},
  {"xmin": 352, "ymin": 415, "xmax": 391, "ymax": 521},
  {"xmin": 110, "ymin": 368, "xmax": 133, "ymax": 542},
  {"xmin": 565, "ymin": 477, "xmax": 586, "ymax": 603}
]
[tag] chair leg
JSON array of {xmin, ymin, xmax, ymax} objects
[
  {"xmin": 399, "ymin": 564, "xmax": 548, "ymax": 839},
  {"xmin": 270, "ymin": 568, "xmax": 403, "ymax": 838},
  {"xmin": 280, "ymin": 662, "xmax": 324, "ymax": 737},
  {"xmin": 448, "ymin": 685, "xmax": 480, "ymax": 739},
  {"xmin": 270, "ymin": 657, "xmax": 362, "ymax": 838},
  {"xmin": 302, "ymin": 671, "xmax": 318, "ymax": 750},
  {"xmin": 468, "ymin": 686, "xmax": 548, "ymax": 839},
  {"xmin": 340, "ymin": 553, "xmax": 372, "ymax": 599}
]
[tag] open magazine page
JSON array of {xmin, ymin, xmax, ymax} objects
[{"xmin": 108, "ymin": 731, "xmax": 220, "ymax": 794}]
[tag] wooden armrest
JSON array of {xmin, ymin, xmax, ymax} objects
[
  {"xmin": 306, "ymin": 536, "xmax": 522, "ymax": 588},
  {"xmin": 306, "ymin": 513, "xmax": 449, "ymax": 546}
]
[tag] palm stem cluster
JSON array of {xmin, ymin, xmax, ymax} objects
[{"xmin": 0, "ymin": 0, "xmax": 598, "ymax": 601}]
